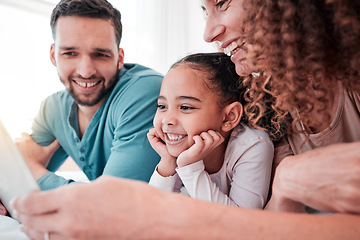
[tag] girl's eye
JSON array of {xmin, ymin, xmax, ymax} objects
[
  {"xmin": 157, "ymin": 104, "xmax": 167, "ymax": 110},
  {"xmin": 180, "ymin": 105, "xmax": 195, "ymax": 111}
]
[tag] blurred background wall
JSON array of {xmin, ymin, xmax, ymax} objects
[{"xmin": 0, "ymin": 0, "xmax": 215, "ymax": 138}]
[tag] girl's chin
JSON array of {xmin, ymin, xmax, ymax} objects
[
  {"xmin": 167, "ymin": 146, "xmax": 190, "ymax": 158},
  {"xmin": 168, "ymin": 152, "xmax": 181, "ymax": 158}
]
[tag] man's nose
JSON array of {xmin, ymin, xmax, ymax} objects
[{"xmin": 76, "ymin": 56, "xmax": 96, "ymax": 78}]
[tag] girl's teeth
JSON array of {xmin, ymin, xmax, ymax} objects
[{"xmin": 167, "ymin": 134, "xmax": 185, "ymax": 141}]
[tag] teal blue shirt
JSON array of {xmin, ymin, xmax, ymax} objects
[{"xmin": 32, "ymin": 64, "xmax": 163, "ymax": 190}]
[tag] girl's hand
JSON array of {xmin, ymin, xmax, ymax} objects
[
  {"xmin": 147, "ymin": 128, "xmax": 172, "ymax": 159},
  {"xmin": 177, "ymin": 130, "xmax": 224, "ymax": 168},
  {"xmin": 147, "ymin": 128, "xmax": 177, "ymax": 177}
]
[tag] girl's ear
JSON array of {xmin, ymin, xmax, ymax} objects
[{"xmin": 221, "ymin": 102, "xmax": 243, "ymax": 132}]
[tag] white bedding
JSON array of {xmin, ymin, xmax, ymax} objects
[{"xmin": 0, "ymin": 215, "xmax": 29, "ymax": 240}]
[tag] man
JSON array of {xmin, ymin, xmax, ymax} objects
[{"xmin": 18, "ymin": 0, "xmax": 162, "ymax": 190}]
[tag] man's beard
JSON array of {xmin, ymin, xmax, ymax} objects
[{"xmin": 61, "ymin": 70, "xmax": 119, "ymax": 107}]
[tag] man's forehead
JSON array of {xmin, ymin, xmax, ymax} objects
[
  {"xmin": 55, "ymin": 16, "xmax": 116, "ymax": 38},
  {"xmin": 54, "ymin": 17, "xmax": 118, "ymax": 50}
]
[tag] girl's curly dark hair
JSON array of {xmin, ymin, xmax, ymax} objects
[{"xmin": 239, "ymin": 0, "xmax": 360, "ymax": 140}]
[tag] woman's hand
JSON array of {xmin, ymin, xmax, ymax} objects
[
  {"xmin": 147, "ymin": 128, "xmax": 177, "ymax": 177},
  {"xmin": 12, "ymin": 176, "xmax": 180, "ymax": 240},
  {"xmin": 177, "ymin": 130, "xmax": 224, "ymax": 168},
  {"xmin": 267, "ymin": 141, "xmax": 360, "ymax": 213}
]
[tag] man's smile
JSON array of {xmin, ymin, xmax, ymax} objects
[{"xmin": 73, "ymin": 80, "xmax": 102, "ymax": 88}]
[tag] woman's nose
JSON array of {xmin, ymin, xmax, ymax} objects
[{"xmin": 203, "ymin": 16, "xmax": 225, "ymax": 43}]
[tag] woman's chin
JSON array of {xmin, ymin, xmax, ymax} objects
[{"xmin": 235, "ymin": 64, "xmax": 252, "ymax": 77}]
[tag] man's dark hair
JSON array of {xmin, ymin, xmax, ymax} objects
[{"xmin": 50, "ymin": 0, "xmax": 122, "ymax": 46}]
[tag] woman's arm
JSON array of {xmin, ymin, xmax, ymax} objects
[
  {"xmin": 12, "ymin": 176, "xmax": 360, "ymax": 240},
  {"xmin": 266, "ymin": 141, "xmax": 360, "ymax": 213}
]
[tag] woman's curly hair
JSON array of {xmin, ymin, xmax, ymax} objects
[{"xmin": 239, "ymin": 0, "xmax": 360, "ymax": 140}]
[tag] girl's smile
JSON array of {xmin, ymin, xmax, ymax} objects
[{"xmin": 164, "ymin": 133, "xmax": 187, "ymax": 143}]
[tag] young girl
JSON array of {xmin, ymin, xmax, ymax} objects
[{"xmin": 148, "ymin": 52, "xmax": 273, "ymax": 208}]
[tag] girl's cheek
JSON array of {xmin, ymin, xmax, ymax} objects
[
  {"xmin": 153, "ymin": 120, "xmax": 165, "ymax": 142},
  {"xmin": 153, "ymin": 115, "xmax": 161, "ymax": 131}
]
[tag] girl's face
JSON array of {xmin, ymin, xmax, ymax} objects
[
  {"xmin": 153, "ymin": 65, "xmax": 226, "ymax": 157},
  {"xmin": 201, "ymin": 0, "xmax": 253, "ymax": 76}
]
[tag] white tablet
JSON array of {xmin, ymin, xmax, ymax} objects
[{"xmin": 0, "ymin": 120, "xmax": 40, "ymax": 219}]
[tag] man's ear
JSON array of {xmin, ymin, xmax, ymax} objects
[
  {"xmin": 117, "ymin": 48, "xmax": 125, "ymax": 70},
  {"xmin": 50, "ymin": 44, "xmax": 56, "ymax": 67},
  {"xmin": 221, "ymin": 102, "xmax": 243, "ymax": 132}
]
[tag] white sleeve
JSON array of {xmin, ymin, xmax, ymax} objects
[
  {"xmin": 228, "ymin": 138, "xmax": 273, "ymax": 208},
  {"xmin": 148, "ymin": 167, "xmax": 182, "ymax": 193},
  {"xmin": 176, "ymin": 161, "xmax": 239, "ymax": 206},
  {"xmin": 176, "ymin": 137, "xmax": 273, "ymax": 208}
]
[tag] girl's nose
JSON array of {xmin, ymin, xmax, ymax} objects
[{"xmin": 162, "ymin": 111, "xmax": 177, "ymax": 126}]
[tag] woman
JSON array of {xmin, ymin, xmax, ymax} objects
[
  {"xmin": 12, "ymin": 0, "xmax": 360, "ymax": 239},
  {"xmin": 202, "ymin": 0, "xmax": 360, "ymax": 214}
]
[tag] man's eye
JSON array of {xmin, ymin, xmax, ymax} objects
[
  {"xmin": 96, "ymin": 53, "xmax": 110, "ymax": 58},
  {"xmin": 63, "ymin": 52, "xmax": 75, "ymax": 56}
]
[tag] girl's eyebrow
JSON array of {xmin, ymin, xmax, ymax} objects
[
  {"xmin": 177, "ymin": 96, "xmax": 201, "ymax": 102},
  {"xmin": 157, "ymin": 96, "xmax": 201, "ymax": 102}
]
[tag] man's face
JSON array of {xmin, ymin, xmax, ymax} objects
[{"xmin": 50, "ymin": 16, "xmax": 124, "ymax": 107}]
